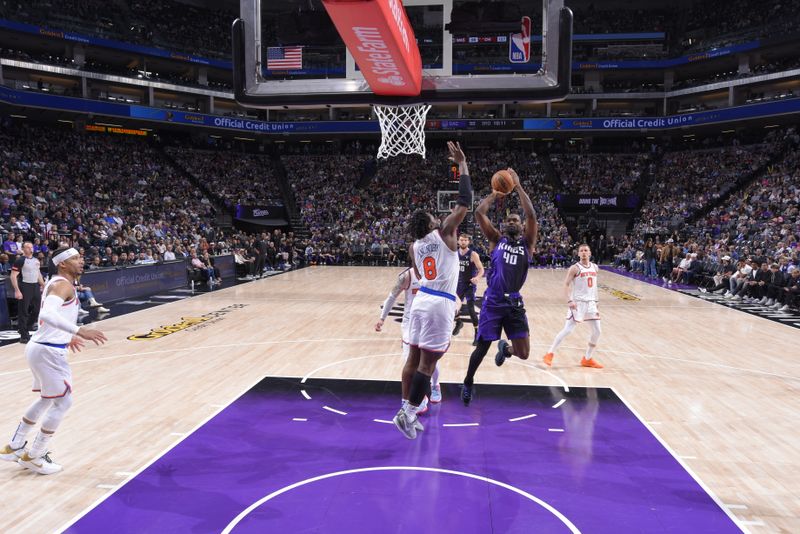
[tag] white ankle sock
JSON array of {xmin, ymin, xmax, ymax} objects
[
  {"xmin": 29, "ymin": 431, "xmax": 53, "ymax": 459},
  {"xmin": 10, "ymin": 421, "xmax": 35, "ymax": 449}
]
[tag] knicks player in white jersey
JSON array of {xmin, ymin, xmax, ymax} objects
[
  {"xmin": 375, "ymin": 267, "xmax": 442, "ymax": 409},
  {"xmin": 0, "ymin": 247, "xmax": 107, "ymax": 474},
  {"xmin": 392, "ymin": 141, "xmax": 472, "ymax": 439},
  {"xmin": 543, "ymin": 244, "xmax": 603, "ymax": 369}
]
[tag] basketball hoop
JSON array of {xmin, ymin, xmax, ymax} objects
[{"xmin": 373, "ymin": 103, "xmax": 432, "ymax": 160}]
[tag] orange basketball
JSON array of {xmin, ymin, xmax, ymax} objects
[{"xmin": 491, "ymin": 169, "xmax": 514, "ymax": 194}]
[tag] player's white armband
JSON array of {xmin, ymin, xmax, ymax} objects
[{"xmin": 39, "ymin": 295, "xmax": 80, "ymax": 335}]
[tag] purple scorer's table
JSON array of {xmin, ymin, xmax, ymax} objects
[{"xmin": 65, "ymin": 377, "xmax": 742, "ymax": 533}]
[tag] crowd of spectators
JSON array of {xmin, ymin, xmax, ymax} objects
[
  {"xmin": 2, "ymin": 118, "xmax": 797, "ymax": 315},
  {"xmin": 550, "ymin": 153, "xmax": 649, "ymax": 194},
  {"xmin": 283, "ymin": 147, "xmax": 573, "ymax": 267},
  {"xmin": 610, "ymin": 127, "xmax": 800, "ymax": 311},
  {"xmin": 633, "ymin": 143, "xmax": 772, "ymax": 236},
  {"xmin": 166, "ymin": 148, "xmax": 283, "ymax": 210},
  {"xmin": 127, "ymin": 0, "xmax": 236, "ymax": 59},
  {"xmin": 0, "ymin": 122, "xmax": 219, "ymax": 272},
  {"xmin": 3, "ymin": 0, "xmax": 799, "ymax": 68}
]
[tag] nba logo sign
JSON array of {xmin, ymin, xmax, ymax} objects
[{"xmin": 509, "ymin": 16, "xmax": 532, "ymax": 63}]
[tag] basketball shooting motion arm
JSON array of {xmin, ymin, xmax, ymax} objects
[
  {"xmin": 507, "ymin": 168, "xmax": 539, "ymax": 251},
  {"xmin": 440, "ymin": 142, "xmax": 472, "ymax": 248},
  {"xmin": 474, "ymin": 192, "xmax": 502, "ymax": 250}
]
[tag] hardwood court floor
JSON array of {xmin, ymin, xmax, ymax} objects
[{"xmin": 0, "ymin": 266, "xmax": 797, "ymax": 533}]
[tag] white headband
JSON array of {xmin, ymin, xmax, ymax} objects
[{"xmin": 53, "ymin": 248, "xmax": 79, "ymax": 265}]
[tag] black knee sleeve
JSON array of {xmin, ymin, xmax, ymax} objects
[{"xmin": 409, "ymin": 371, "xmax": 431, "ymax": 406}]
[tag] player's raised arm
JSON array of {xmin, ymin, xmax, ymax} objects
[
  {"xmin": 440, "ymin": 141, "xmax": 472, "ymax": 243},
  {"xmin": 507, "ymin": 168, "xmax": 539, "ymax": 251},
  {"xmin": 474, "ymin": 192, "xmax": 502, "ymax": 249}
]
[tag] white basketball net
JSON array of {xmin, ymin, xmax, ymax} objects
[{"xmin": 373, "ymin": 103, "xmax": 432, "ymax": 159}]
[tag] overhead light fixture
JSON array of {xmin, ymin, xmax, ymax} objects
[
  {"xmin": 10, "ymin": 114, "xmax": 26, "ymax": 119},
  {"xmin": 57, "ymin": 119, "xmax": 73, "ymax": 124},
  {"xmin": 722, "ymin": 129, "xmax": 735, "ymax": 133},
  {"xmin": 96, "ymin": 122, "xmax": 123, "ymax": 127},
  {"xmin": 764, "ymin": 124, "xmax": 780, "ymax": 128},
  {"xmin": 234, "ymin": 137, "xmax": 255, "ymax": 141}
]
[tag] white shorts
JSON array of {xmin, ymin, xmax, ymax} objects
[
  {"xmin": 406, "ymin": 292, "xmax": 456, "ymax": 353},
  {"xmin": 26, "ymin": 342, "xmax": 72, "ymax": 398},
  {"xmin": 567, "ymin": 301, "xmax": 600, "ymax": 323}
]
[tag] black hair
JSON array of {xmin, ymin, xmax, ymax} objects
[{"xmin": 409, "ymin": 210, "xmax": 432, "ymax": 240}]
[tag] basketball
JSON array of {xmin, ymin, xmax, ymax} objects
[{"xmin": 491, "ymin": 169, "xmax": 515, "ymax": 194}]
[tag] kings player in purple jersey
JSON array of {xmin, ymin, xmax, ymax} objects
[{"xmin": 461, "ymin": 168, "xmax": 538, "ymax": 406}]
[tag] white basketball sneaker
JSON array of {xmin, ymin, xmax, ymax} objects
[
  {"xmin": 430, "ymin": 384, "xmax": 443, "ymax": 403},
  {"xmin": 18, "ymin": 452, "xmax": 62, "ymax": 475},
  {"xmin": 392, "ymin": 409, "xmax": 418, "ymax": 440},
  {"xmin": 0, "ymin": 442, "xmax": 26, "ymax": 461}
]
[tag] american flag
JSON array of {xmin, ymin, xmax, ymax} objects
[{"xmin": 266, "ymin": 46, "xmax": 303, "ymax": 69}]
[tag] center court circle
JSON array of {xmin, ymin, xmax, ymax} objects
[{"xmin": 222, "ymin": 466, "xmax": 581, "ymax": 533}]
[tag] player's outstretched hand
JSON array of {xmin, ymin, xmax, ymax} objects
[
  {"xmin": 77, "ymin": 326, "xmax": 108, "ymax": 345},
  {"xmin": 506, "ymin": 167, "xmax": 521, "ymax": 188},
  {"xmin": 375, "ymin": 319, "xmax": 384, "ymax": 332},
  {"xmin": 68, "ymin": 335, "xmax": 85, "ymax": 353},
  {"xmin": 447, "ymin": 141, "xmax": 466, "ymax": 164}
]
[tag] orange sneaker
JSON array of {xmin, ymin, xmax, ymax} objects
[
  {"xmin": 581, "ymin": 357, "xmax": 603, "ymax": 369},
  {"xmin": 543, "ymin": 352, "xmax": 554, "ymax": 367}
]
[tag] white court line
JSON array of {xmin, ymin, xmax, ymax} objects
[
  {"xmin": 292, "ymin": 418, "xmax": 307, "ymax": 422},
  {"xmin": 95, "ymin": 484, "xmax": 117, "ymax": 489},
  {"xmin": 508, "ymin": 413, "xmax": 537, "ymax": 422},
  {"xmin": 373, "ymin": 419, "xmax": 393, "ymax": 424},
  {"xmin": 322, "ymin": 406, "xmax": 347, "ymax": 416},
  {"xmin": 645, "ymin": 421, "xmax": 662, "ymax": 425},
  {"xmin": 443, "ymin": 423, "xmax": 479, "ymax": 427},
  {"xmin": 169, "ymin": 433, "xmax": 186, "ymax": 436},
  {"xmin": 725, "ymin": 504, "xmax": 748, "ymax": 510},
  {"xmin": 678, "ymin": 455, "xmax": 698, "ymax": 460},
  {"xmin": 548, "ymin": 428, "xmax": 565, "ymax": 432},
  {"xmin": 300, "ymin": 390, "xmax": 311, "ymax": 400},
  {"xmin": 552, "ymin": 399, "xmax": 566, "ymax": 409},
  {"xmin": 300, "ymin": 353, "xmax": 409, "ymax": 384},
  {"xmin": 114, "ymin": 472, "xmax": 134, "ymax": 477},
  {"xmin": 3, "ymin": 335, "xmax": 793, "ymax": 383},
  {"xmin": 209, "ymin": 404, "xmax": 225, "ymax": 408},
  {"xmin": 613, "ymin": 388, "xmax": 750, "ymax": 533},
  {"xmin": 56, "ymin": 374, "xmax": 266, "ymax": 533},
  {"xmin": 507, "ymin": 359, "xmax": 570, "ymax": 392},
  {"xmin": 0, "ymin": 338, "xmax": 392, "ymax": 377},
  {"xmin": 739, "ymin": 520, "xmax": 765, "ymax": 526},
  {"xmin": 221, "ymin": 466, "xmax": 581, "ymax": 534}
]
